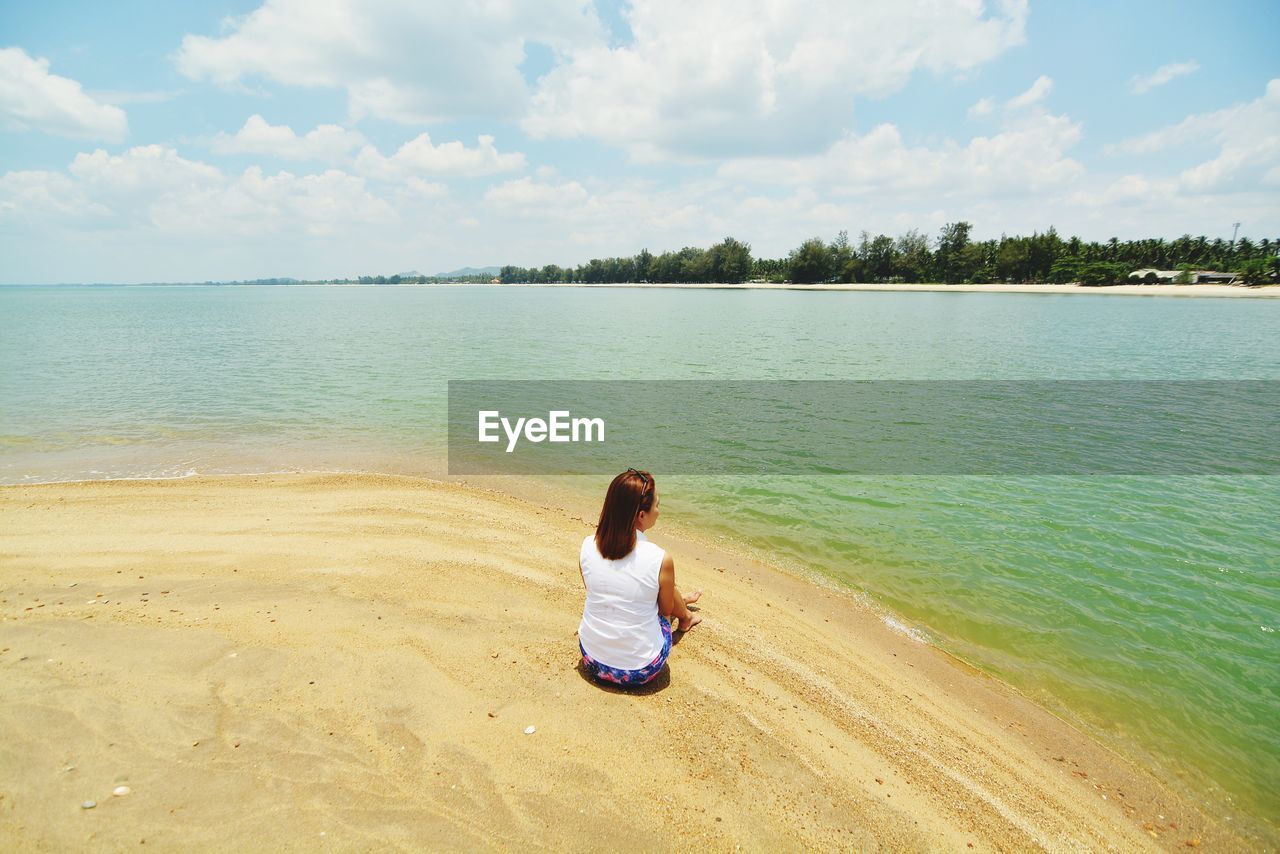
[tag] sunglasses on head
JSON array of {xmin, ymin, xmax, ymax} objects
[{"xmin": 626, "ymin": 468, "xmax": 650, "ymax": 487}]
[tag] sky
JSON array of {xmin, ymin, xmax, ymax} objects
[{"xmin": 1, "ymin": 0, "xmax": 1277, "ymax": 282}]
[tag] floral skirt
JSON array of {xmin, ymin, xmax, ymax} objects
[{"xmin": 579, "ymin": 617, "xmax": 672, "ymax": 686}]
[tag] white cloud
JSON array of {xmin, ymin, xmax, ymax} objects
[
  {"xmin": 1130, "ymin": 60, "xmax": 1199, "ymax": 95},
  {"xmin": 210, "ymin": 115, "xmax": 367, "ymax": 161},
  {"xmin": 0, "ymin": 145, "xmax": 478, "ymax": 279},
  {"xmin": 355, "ymin": 133, "xmax": 525, "ymax": 180},
  {"xmin": 1058, "ymin": 170, "xmax": 1278, "ymax": 247},
  {"xmin": 1006, "ymin": 75, "xmax": 1052, "ymax": 110},
  {"xmin": 524, "ymin": 0, "xmax": 1028, "ymax": 158},
  {"xmin": 3, "ymin": 145, "xmax": 397, "ymax": 238},
  {"xmin": 477, "ymin": 177, "xmax": 733, "ymax": 261},
  {"xmin": 70, "ymin": 145, "xmax": 222, "ymax": 197},
  {"xmin": 207, "ymin": 118, "xmax": 525, "ymax": 179},
  {"xmin": 1065, "ymin": 173, "xmax": 1177, "ymax": 208},
  {"xmin": 483, "ymin": 176, "xmax": 588, "ymax": 212},
  {"xmin": 153, "ymin": 167, "xmax": 397, "ymax": 237},
  {"xmin": 968, "ymin": 97, "xmax": 995, "ymax": 118},
  {"xmin": 474, "ymin": 177, "xmax": 970, "ymax": 266},
  {"xmin": 0, "ymin": 47, "xmax": 128, "ymax": 141},
  {"xmin": 1109, "ymin": 79, "xmax": 1280, "ymax": 192},
  {"xmin": 175, "ymin": 0, "xmax": 602, "ymax": 123},
  {"xmin": 0, "ymin": 169, "xmax": 112, "ymax": 223},
  {"xmin": 6, "ymin": 137, "xmax": 1276, "ymax": 283},
  {"xmin": 967, "ymin": 75, "xmax": 1051, "ymax": 120},
  {"xmin": 718, "ymin": 111, "xmax": 1084, "ymax": 197},
  {"xmin": 397, "ymin": 177, "xmax": 448, "ymax": 199}
]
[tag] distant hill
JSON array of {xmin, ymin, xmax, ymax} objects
[
  {"xmin": 396, "ymin": 270, "xmax": 422, "ymax": 278},
  {"xmin": 433, "ymin": 266, "xmax": 501, "ymax": 278}
]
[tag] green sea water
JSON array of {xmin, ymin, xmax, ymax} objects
[{"xmin": 1, "ymin": 284, "xmax": 1277, "ymax": 833}]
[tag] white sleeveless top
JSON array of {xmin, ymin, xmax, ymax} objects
[{"xmin": 578, "ymin": 530, "xmax": 666, "ymax": 670}]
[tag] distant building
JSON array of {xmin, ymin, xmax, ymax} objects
[
  {"xmin": 1129, "ymin": 269, "xmax": 1238, "ymax": 284},
  {"xmin": 490, "ymin": 277, "xmax": 502, "ymax": 284}
]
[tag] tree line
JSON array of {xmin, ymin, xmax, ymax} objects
[
  {"xmin": 498, "ymin": 225, "xmax": 1280, "ymax": 286},
  {"xmin": 317, "ymin": 273, "xmax": 496, "ymax": 285}
]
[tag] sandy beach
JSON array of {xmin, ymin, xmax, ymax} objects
[
  {"xmin": 492, "ymin": 282, "xmax": 1280, "ymax": 298},
  {"xmin": 0, "ymin": 473, "xmax": 1253, "ymax": 850}
]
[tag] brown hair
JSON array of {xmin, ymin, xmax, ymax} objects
[{"xmin": 594, "ymin": 468, "xmax": 655, "ymax": 560}]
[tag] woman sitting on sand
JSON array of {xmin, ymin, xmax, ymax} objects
[{"xmin": 578, "ymin": 468, "xmax": 702, "ymax": 686}]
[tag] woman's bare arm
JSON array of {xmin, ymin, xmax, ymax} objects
[{"xmin": 658, "ymin": 553, "xmax": 703, "ymax": 631}]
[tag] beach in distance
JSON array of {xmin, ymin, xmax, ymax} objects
[
  {"xmin": 131, "ymin": 281, "xmax": 1279, "ymax": 297},
  {"xmin": 0, "ymin": 473, "xmax": 1253, "ymax": 850},
  {"xmin": 483, "ymin": 282, "xmax": 1280, "ymax": 297}
]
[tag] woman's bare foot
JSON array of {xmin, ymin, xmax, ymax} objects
[
  {"xmin": 677, "ymin": 612, "xmax": 703, "ymax": 632},
  {"xmin": 683, "ymin": 590, "xmax": 703, "ymax": 605}
]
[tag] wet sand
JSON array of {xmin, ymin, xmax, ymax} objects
[{"xmin": 0, "ymin": 473, "xmax": 1251, "ymax": 850}]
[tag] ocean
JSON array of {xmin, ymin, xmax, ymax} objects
[{"xmin": 1, "ymin": 283, "xmax": 1276, "ymax": 831}]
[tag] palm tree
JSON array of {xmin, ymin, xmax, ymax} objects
[
  {"xmin": 1192, "ymin": 236, "xmax": 1209, "ymax": 265},
  {"xmin": 1236, "ymin": 237, "xmax": 1256, "ymax": 261},
  {"xmin": 1155, "ymin": 238, "xmax": 1169, "ymax": 267}
]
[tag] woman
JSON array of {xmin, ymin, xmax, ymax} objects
[{"xmin": 577, "ymin": 468, "xmax": 702, "ymax": 686}]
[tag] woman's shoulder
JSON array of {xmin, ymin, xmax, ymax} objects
[{"xmin": 636, "ymin": 538, "xmax": 666, "ymax": 561}]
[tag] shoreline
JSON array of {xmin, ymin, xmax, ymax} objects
[
  {"xmin": 0, "ymin": 472, "xmax": 1263, "ymax": 849},
  {"xmin": 498, "ymin": 281, "xmax": 1280, "ymax": 298},
  {"xmin": 5, "ymin": 281, "xmax": 1279, "ymax": 298}
]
